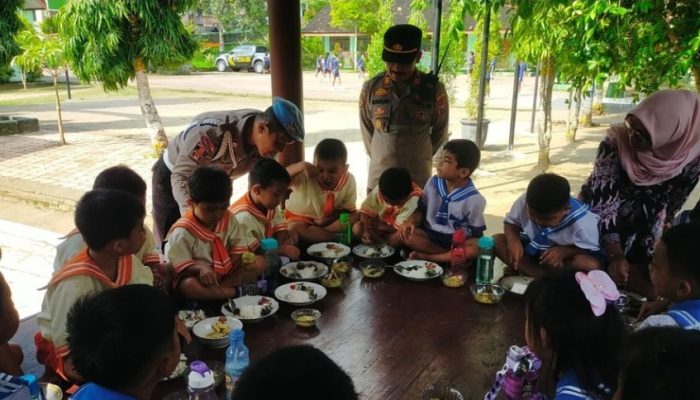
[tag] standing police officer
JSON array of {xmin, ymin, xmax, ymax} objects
[{"xmin": 360, "ymin": 24, "xmax": 449, "ymax": 190}]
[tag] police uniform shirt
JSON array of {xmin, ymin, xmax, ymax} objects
[{"xmin": 360, "ymin": 71, "xmax": 449, "ymax": 190}]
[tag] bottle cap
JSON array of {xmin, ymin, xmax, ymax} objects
[
  {"xmin": 188, "ymin": 361, "xmax": 215, "ymax": 388},
  {"xmin": 229, "ymin": 328, "xmax": 245, "ymax": 343},
  {"xmin": 452, "ymin": 229, "xmax": 466, "ymax": 244},
  {"xmin": 19, "ymin": 374, "xmax": 40, "ymax": 396},
  {"xmin": 339, "ymin": 212, "xmax": 350, "ymax": 222},
  {"xmin": 478, "ymin": 236, "xmax": 495, "ymax": 249},
  {"xmin": 260, "ymin": 238, "xmax": 278, "ymax": 250},
  {"xmin": 242, "ymin": 252, "xmax": 256, "ymax": 264}
]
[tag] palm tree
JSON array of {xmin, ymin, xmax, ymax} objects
[{"xmin": 58, "ymin": 0, "xmax": 197, "ymax": 155}]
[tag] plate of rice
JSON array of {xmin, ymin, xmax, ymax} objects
[
  {"xmin": 393, "ymin": 260, "xmax": 443, "ymax": 281},
  {"xmin": 279, "ymin": 261, "xmax": 329, "ymax": 280},
  {"xmin": 274, "ymin": 282, "xmax": 327, "ymax": 306},
  {"xmin": 221, "ymin": 295, "xmax": 279, "ymax": 323},
  {"xmin": 177, "ymin": 309, "xmax": 206, "ymax": 329},
  {"xmin": 307, "ymin": 242, "xmax": 351, "ymax": 259},
  {"xmin": 352, "ymin": 243, "xmax": 395, "ymax": 259}
]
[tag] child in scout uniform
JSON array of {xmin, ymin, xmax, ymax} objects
[
  {"xmin": 152, "ymin": 97, "xmax": 304, "ymax": 246},
  {"xmin": 54, "ymin": 165, "xmax": 166, "ymax": 287},
  {"xmin": 285, "ymin": 138, "xmax": 358, "ymax": 244},
  {"xmin": 404, "ymin": 139, "xmax": 486, "ymax": 263},
  {"xmin": 359, "ymin": 24, "xmax": 449, "ymax": 190},
  {"xmin": 636, "ymin": 223, "xmax": 700, "ymax": 330},
  {"xmin": 229, "ymin": 159, "xmax": 300, "ymax": 263},
  {"xmin": 67, "ymin": 285, "xmax": 181, "ymax": 400},
  {"xmin": 165, "ymin": 166, "xmax": 254, "ymax": 301},
  {"xmin": 353, "ymin": 167, "xmax": 423, "ymax": 247},
  {"xmin": 494, "ymin": 173, "xmax": 603, "ymax": 278},
  {"xmin": 36, "ymin": 189, "xmax": 153, "ymax": 382}
]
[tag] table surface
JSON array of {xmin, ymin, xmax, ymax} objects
[{"xmin": 15, "ymin": 260, "xmax": 526, "ymax": 400}]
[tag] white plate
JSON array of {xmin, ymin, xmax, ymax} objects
[
  {"xmin": 280, "ymin": 261, "xmax": 329, "ymax": 280},
  {"xmin": 307, "ymin": 242, "xmax": 351, "ymax": 259},
  {"xmin": 274, "ymin": 282, "xmax": 327, "ymax": 306},
  {"xmin": 221, "ymin": 295, "xmax": 279, "ymax": 323},
  {"xmin": 393, "ymin": 260, "xmax": 443, "ymax": 281},
  {"xmin": 353, "ymin": 243, "xmax": 395, "ymax": 259},
  {"xmin": 499, "ymin": 275, "xmax": 534, "ymax": 295},
  {"xmin": 192, "ymin": 316, "xmax": 243, "ymax": 348}
]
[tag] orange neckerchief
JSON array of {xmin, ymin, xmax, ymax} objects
[
  {"xmin": 377, "ymin": 183, "xmax": 423, "ymax": 226},
  {"xmin": 229, "ymin": 193, "xmax": 277, "ymax": 237},
  {"xmin": 48, "ymin": 248, "xmax": 133, "ymax": 288},
  {"xmin": 170, "ymin": 210, "xmax": 233, "ymax": 276},
  {"xmin": 317, "ymin": 172, "xmax": 349, "ymax": 217}
]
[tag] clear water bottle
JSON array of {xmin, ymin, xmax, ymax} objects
[
  {"xmin": 225, "ymin": 329, "xmax": 250, "ymax": 400},
  {"xmin": 187, "ymin": 361, "xmax": 217, "ymax": 400},
  {"xmin": 338, "ymin": 212, "xmax": 352, "ymax": 245},
  {"xmin": 443, "ymin": 229, "xmax": 467, "ymax": 288},
  {"xmin": 259, "ymin": 238, "xmax": 279, "ymax": 295},
  {"xmin": 476, "ymin": 236, "xmax": 495, "ymax": 286}
]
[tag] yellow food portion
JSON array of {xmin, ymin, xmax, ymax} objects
[
  {"xmin": 474, "ymin": 291, "xmax": 499, "ymax": 304},
  {"xmin": 321, "ymin": 276, "xmax": 342, "ymax": 287},
  {"xmin": 442, "ymin": 275, "xmax": 466, "ymax": 288},
  {"xmin": 208, "ymin": 317, "xmax": 231, "ymax": 338},
  {"xmin": 294, "ymin": 314, "xmax": 317, "ymax": 327},
  {"xmin": 332, "ymin": 262, "xmax": 351, "ymax": 273},
  {"xmin": 362, "ymin": 267, "xmax": 385, "ymax": 278}
]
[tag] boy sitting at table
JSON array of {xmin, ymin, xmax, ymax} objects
[
  {"xmin": 165, "ymin": 166, "xmax": 255, "ymax": 301},
  {"xmin": 353, "ymin": 167, "xmax": 423, "ymax": 247},
  {"xmin": 36, "ymin": 189, "xmax": 153, "ymax": 382},
  {"xmin": 66, "ymin": 284, "xmax": 181, "ymax": 399},
  {"xmin": 285, "ymin": 138, "xmax": 358, "ymax": 244},
  {"xmin": 404, "ymin": 139, "xmax": 486, "ymax": 263},
  {"xmin": 494, "ymin": 173, "xmax": 602, "ymax": 278},
  {"xmin": 0, "ymin": 248, "xmax": 23, "ymax": 376},
  {"xmin": 54, "ymin": 165, "xmax": 166, "ymax": 288},
  {"xmin": 229, "ymin": 158, "xmax": 300, "ymax": 263}
]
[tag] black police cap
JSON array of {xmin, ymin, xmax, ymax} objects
[{"xmin": 382, "ymin": 24, "xmax": 422, "ymax": 64}]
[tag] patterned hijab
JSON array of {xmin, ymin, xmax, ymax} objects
[{"xmin": 613, "ymin": 90, "xmax": 700, "ymax": 186}]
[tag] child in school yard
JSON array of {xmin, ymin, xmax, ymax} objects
[
  {"xmin": 635, "ymin": 223, "xmax": 700, "ymax": 330},
  {"xmin": 613, "ymin": 327, "xmax": 700, "ymax": 400},
  {"xmin": 285, "ymin": 138, "xmax": 358, "ymax": 244},
  {"xmin": 525, "ymin": 269, "xmax": 625, "ymax": 400},
  {"xmin": 353, "ymin": 167, "xmax": 423, "ymax": 247},
  {"xmin": 229, "ymin": 158, "xmax": 300, "ymax": 263},
  {"xmin": 165, "ymin": 166, "xmax": 257, "ymax": 301},
  {"xmin": 36, "ymin": 189, "xmax": 154, "ymax": 382},
  {"xmin": 66, "ymin": 284, "xmax": 181, "ymax": 400},
  {"xmin": 54, "ymin": 165, "xmax": 167, "ymax": 288},
  {"xmin": 404, "ymin": 139, "xmax": 486, "ymax": 263},
  {"xmin": 0, "ymin": 249, "xmax": 23, "ymax": 376},
  {"xmin": 494, "ymin": 173, "xmax": 602, "ymax": 278}
]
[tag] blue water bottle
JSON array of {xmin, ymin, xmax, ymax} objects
[
  {"xmin": 225, "ymin": 329, "xmax": 250, "ymax": 400},
  {"xmin": 476, "ymin": 236, "xmax": 495, "ymax": 286},
  {"xmin": 259, "ymin": 238, "xmax": 279, "ymax": 295}
]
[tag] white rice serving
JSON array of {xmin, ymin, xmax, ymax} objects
[
  {"xmin": 239, "ymin": 305, "xmax": 262, "ymax": 319},
  {"xmin": 297, "ymin": 266, "xmax": 316, "ymax": 279},
  {"xmin": 286, "ymin": 290, "xmax": 310, "ymax": 303}
]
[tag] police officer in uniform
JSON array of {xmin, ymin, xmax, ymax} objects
[
  {"xmin": 151, "ymin": 97, "xmax": 304, "ymax": 245},
  {"xmin": 360, "ymin": 24, "xmax": 449, "ymax": 190}
]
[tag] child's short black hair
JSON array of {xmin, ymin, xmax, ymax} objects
[
  {"xmin": 378, "ymin": 167, "xmax": 413, "ymax": 203},
  {"xmin": 75, "ymin": 189, "xmax": 145, "ymax": 251},
  {"xmin": 188, "ymin": 166, "xmax": 232, "ymax": 203},
  {"xmin": 525, "ymin": 269, "xmax": 624, "ymax": 398},
  {"xmin": 526, "ymin": 173, "xmax": 570, "ymax": 214},
  {"xmin": 92, "ymin": 165, "xmax": 147, "ymax": 199},
  {"xmin": 617, "ymin": 327, "xmax": 700, "ymax": 400},
  {"xmin": 660, "ymin": 223, "xmax": 700, "ymax": 285},
  {"xmin": 314, "ymin": 138, "xmax": 347, "ymax": 164},
  {"xmin": 233, "ymin": 345, "xmax": 357, "ymax": 400},
  {"xmin": 249, "ymin": 158, "xmax": 291, "ymax": 189},
  {"xmin": 67, "ymin": 285, "xmax": 176, "ymax": 392},
  {"xmin": 443, "ymin": 139, "xmax": 480, "ymax": 173}
]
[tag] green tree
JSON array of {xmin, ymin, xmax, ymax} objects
[
  {"xmin": 329, "ymin": 0, "xmax": 383, "ymax": 36},
  {"xmin": 58, "ymin": 0, "xmax": 198, "ymax": 155},
  {"xmin": 365, "ymin": 0, "xmax": 394, "ymax": 77},
  {"xmin": 302, "ymin": 0, "xmax": 328, "ymax": 25},
  {"xmin": 199, "ymin": 0, "xmax": 236, "ymax": 52},
  {"xmin": 1, "ymin": 0, "xmax": 25, "ymax": 81},
  {"xmin": 229, "ymin": 0, "xmax": 268, "ymax": 44},
  {"xmin": 465, "ymin": 13, "xmax": 501, "ymax": 120}
]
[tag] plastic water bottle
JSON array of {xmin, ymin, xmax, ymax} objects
[
  {"xmin": 187, "ymin": 361, "xmax": 217, "ymax": 400},
  {"xmin": 225, "ymin": 329, "xmax": 250, "ymax": 400},
  {"xmin": 476, "ymin": 236, "xmax": 495, "ymax": 286},
  {"xmin": 338, "ymin": 212, "xmax": 352, "ymax": 245},
  {"xmin": 259, "ymin": 238, "xmax": 279, "ymax": 295},
  {"xmin": 19, "ymin": 374, "xmax": 44, "ymax": 400},
  {"xmin": 443, "ymin": 229, "xmax": 467, "ymax": 288}
]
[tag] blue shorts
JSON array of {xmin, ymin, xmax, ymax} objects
[{"xmin": 425, "ymin": 228, "xmax": 453, "ymax": 250}]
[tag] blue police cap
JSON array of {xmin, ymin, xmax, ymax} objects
[{"xmin": 271, "ymin": 97, "xmax": 304, "ymax": 142}]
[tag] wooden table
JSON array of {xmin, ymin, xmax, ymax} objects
[{"xmin": 154, "ymin": 263, "xmax": 526, "ymax": 399}]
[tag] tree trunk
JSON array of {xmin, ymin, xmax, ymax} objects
[
  {"xmin": 567, "ymin": 87, "xmax": 582, "ymax": 143},
  {"xmin": 692, "ymin": 66, "xmax": 700, "ymax": 93},
  {"xmin": 580, "ymin": 81, "xmax": 594, "ymax": 127},
  {"xmin": 53, "ymin": 73, "xmax": 66, "ymax": 145},
  {"xmin": 593, "ymin": 79, "xmax": 605, "ymax": 115},
  {"xmin": 566, "ymin": 87, "xmax": 574, "ymax": 136},
  {"xmin": 218, "ymin": 22, "xmax": 225, "ymax": 53},
  {"xmin": 20, "ymin": 70, "xmax": 27, "ymax": 91},
  {"xmin": 537, "ymin": 55, "xmax": 555, "ymax": 171},
  {"xmin": 134, "ymin": 59, "xmax": 168, "ymax": 155}
]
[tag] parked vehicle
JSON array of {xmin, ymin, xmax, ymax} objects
[{"xmin": 215, "ymin": 45, "xmax": 268, "ymax": 73}]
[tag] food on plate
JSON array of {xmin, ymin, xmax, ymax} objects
[
  {"xmin": 285, "ymin": 283, "xmax": 318, "ymax": 303},
  {"xmin": 309, "ymin": 242, "xmax": 347, "ymax": 258},
  {"xmin": 470, "ymin": 285, "xmax": 505, "ymax": 304},
  {"xmin": 288, "ymin": 262, "xmax": 318, "ymax": 279},
  {"xmin": 331, "ymin": 260, "xmax": 352, "ymax": 273},
  {"xmin": 355, "ymin": 244, "xmax": 393, "ymax": 258},
  {"xmin": 361, "ymin": 262, "xmax": 385, "ymax": 278},
  {"xmin": 442, "ymin": 275, "xmax": 466, "ymax": 288},
  {"xmin": 474, "ymin": 291, "xmax": 499, "ymax": 304},
  {"xmin": 177, "ymin": 309, "xmax": 206, "ymax": 329},
  {"xmin": 397, "ymin": 262, "xmax": 440, "ymax": 278},
  {"xmin": 291, "ymin": 309, "xmax": 321, "ymax": 328},
  {"xmin": 320, "ymin": 271, "xmax": 342, "ymax": 288},
  {"xmin": 232, "ymin": 297, "xmax": 273, "ymax": 319},
  {"xmin": 207, "ymin": 316, "xmax": 232, "ymax": 339},
  {"xmin": 164, "ymin": 353, "xmax": 188, "ymax": 380}
]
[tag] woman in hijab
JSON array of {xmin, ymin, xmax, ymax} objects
[{"xmin": 579, "ymin": 90, "xmax": 700, "ymax": 297}]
